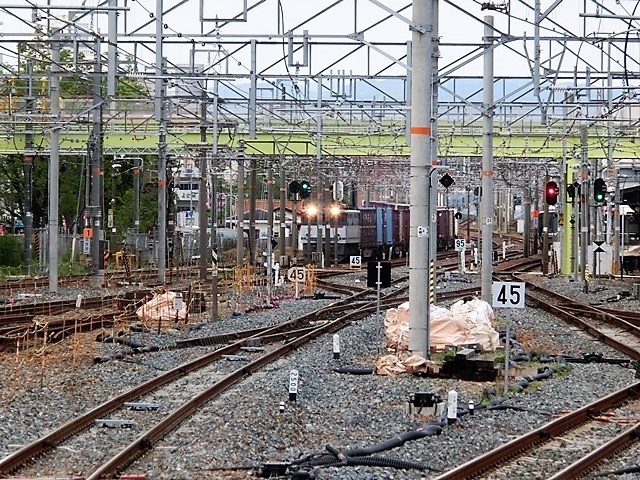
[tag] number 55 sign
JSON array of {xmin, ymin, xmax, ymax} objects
[{"xmin": 492, "ymin": 281, "xmax": 525, "ymax": 308}]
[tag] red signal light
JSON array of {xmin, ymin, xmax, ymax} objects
[{"xmin": 545, "ymin": 181, "xmax": 559, "ymax": 205}]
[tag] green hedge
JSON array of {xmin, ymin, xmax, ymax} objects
[{"xmin": 0, "ymin": 235, "xmax": 23, "ymax": 267}]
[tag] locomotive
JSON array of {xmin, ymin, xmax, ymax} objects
[{"xmin": 298, "ymin": 202, "xmax": 457, "ymax": 263}]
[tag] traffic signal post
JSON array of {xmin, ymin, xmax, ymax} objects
[{"xmin": 542, "ymin": 176, "xmax": 552, "ymax": 275}]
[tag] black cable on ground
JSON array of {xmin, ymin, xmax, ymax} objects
[
  {"xmin": 341, "ymin": 421, "xmax": 445, "ymax": 457},
  {"xmin": 332, "ymin": 366, "xmax": 375, "ymax": 375},
  {"xmin": 594, "ymin": 465, "xmax": 640, "ymax": 477}
]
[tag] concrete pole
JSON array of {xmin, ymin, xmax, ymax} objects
[
  {"xmin": 155, "ymin": 0, "xmax": 167, "ymax": 283},
  {"xmin": 429, "ymin": 0, "xmax": 440, "ymax": 272},
  {"xmin": 279, "ymin": 158, "xmax": 287, "ymax": 261},
  {"xmin": 23, "ymin": 53, "xmax": 34, "ymax": 275},
  {"xmin": 542, "ymin": 173, "xmax": 549, "ymax": 275},
  {"xmin": 198, "ymin": 88, "xmax": 208, "ymax": 280},
  {"xmin": 316, "ymin": 76, "xmax": 324, "ymax": 262},
  {"xmin": 90, "ymin": 38, "xmax": 104, "ymax": 284},
  {"xmin": 523, "ymin": 186, "xmax": 531, "ymax": 257},
  {"xmin": 107, "ymin": 0, "xmax": 117, "ymax": 114},
  {"xmin": 580, "ymin": 125, "xmax": 589, "ymax": 292},
  {"xmin": 613, "ymin": 173, "xmax": 620, "ymax": 274},
  {"xmin": 408, "ymin": 0, "xmax": 435, "ymax": 358},
  {"xmin": 267, "ymin": 165, "xmax": 274, "ymax": 301},
  {"xmin": 211, "ymin": 79, "xmax": 219, "ymax": 321},
  {"xmin": 606, "ymin": 45, "xmax": 615, "ymax": 274},
  {"xmin": 249, "ymin": 40, "xmax": 257, "ymax": 138},
  {"xmin": 561, "ymin": 92, "xmax": 571, "ymax": 274},
  {"xmin": 236, "ymin": 153, "xmax": 245, "ymax": 266},
  {"xmin": 133, "ymin": 156, "xmax": 140, "ymax": 264},
  {"xmin": 49, "ymin": 36, "xmax": 61, "ymax": 293},
  {"xmin": 480, "ymin": 16, "xmax": 495, "ymax": 303},
  {"xmin": 249, "ymin": 155, "xmax": 257, "ymax": 264}
]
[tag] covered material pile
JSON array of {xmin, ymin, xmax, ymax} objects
[
  {"xmin": 384, "ymin": 297, "xmax": 498, "ymax": 352},
  {"xmin": 378, "ymin": 297, "xmax": 499, "ymax": 375},
  {"xmin": 136, "ymin": 291, "xmax": 188, "ymax": 329}
]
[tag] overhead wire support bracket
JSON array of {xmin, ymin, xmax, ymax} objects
[{"xmin": 366, "ymin": 0, "xmax": 428, "ymax": 33}]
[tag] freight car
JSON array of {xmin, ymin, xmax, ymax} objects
[{"xmin": 298, "ymin": 202, "xmax": 456, "ymax": 263}]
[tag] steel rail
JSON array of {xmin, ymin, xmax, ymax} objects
[
  {"xmin": 0, "ymin": 297, "xmax": 351, "ymax": 474},
  {"xmin": 522, "ymin": 282, "xmax": 640, "ymax": 360},
  {"xmin": 85, "ymin": 297, "xmax": 389, "ymax": 479},
  {"xmin": 0, "ymin": 287, "xmax": 392, "ymax": 475},
  {"xmin": 548, "ymin": 422, "xmax": 640, "ymax": 480},
  {"xmin": 433, "ymin": 382, "xmax": 640, "ymax": 480}
]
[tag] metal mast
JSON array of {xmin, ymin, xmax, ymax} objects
[
  {"xmin": 480, "ymin": 15, "xmax": 495, "ymax": 303},
  {"xmin": 408, "ymin": 0, "xmax": 437, "ymax": 358}
]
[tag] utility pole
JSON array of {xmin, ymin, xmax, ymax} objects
[
  {"xmin": 211, "ymin": 79, "xmax": 219, "ymax": 321},
  {"xmin": 49, "ymin": 35, "xmax": 61, "ymax": 293},
  {"xmin": 90, "ymin": 38, "xmax": 104, "ymax": 286},
  {"xmin": 23, "ymin": 49, "xmax": 34, "ymax": 275},
  {"xmin": 542, "ymin": 173, "xmax": 549, "ymax": 275},
  {"xmin": 249, "ymin": 156, "xmax": 257, "ymax": 265},
  {"xmin": 316, "ymin": 76, "xmax": 324, "ymax": 265},
  {"xmin": 155, "ymin": 0, "xmax": 167, "ymax": 284},
  {"xmin": 523, "ymin": 185, "xmax": 531, "ymax": 257},
  {"xmin": 133, "ymin": 156, "xmax": 140, "ymax": 266},
  {"xmin": 279, "ymin": 157, "xmax": 287, "ymax": 262},
  {"xmin": 408, "ymin": 0, "xmax": 437, "ymax": 358},
  {"xmin": 198, "ymin": 88, "xmax": 208, "ymax": 280},
  {"xmin": 580, "ymin": 125, "xmax": 589, "ymax": 293},
  {"xmin": 236, "ymin": 151, "xmax": 245, "ymax": 266},
  {"xmin": 267, "ymin": 164, "xmax": 275, "ymax": 302},
  {"xmin": 480, "ymin": 15, "xmax": 495, "ymax": 303}
]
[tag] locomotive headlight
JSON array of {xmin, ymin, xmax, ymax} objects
[
  {"xmin": 307, "ymin": 204, "xmax": 318, "ymax": 217},
  {"xmin": 330, "ymin": 204, "xmax": 341, "ymax": 218}
]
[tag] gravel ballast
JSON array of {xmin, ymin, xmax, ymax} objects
[{"xmin": 0, "ymin": 270, "xmax": 638, "ymax": 479}]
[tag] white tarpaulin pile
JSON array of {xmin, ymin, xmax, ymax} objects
[
  {"xmin": 136, "ymin": 291, "xmax": 188, "ymax": 328},
  {"xmin": 384, "ymin": 297, "xmax": 499, "ymax": 352}
]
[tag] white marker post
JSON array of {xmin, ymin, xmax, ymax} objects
[
  {"xmin": 455, "ymin": 238, "xmax": 466, "ymax": 274},
  {"xmin": 333, "ymin": 334, "xmax": 340, "ymax": 359},
  {"xmin": 447, "ymin": 390, "xmax": 458, "ymax": 425},
  {"xmin": 492, "ymin": 281, "xmax": 526, "ymax": 395},
  {"xmin": 288, "ymin": 267, "xmax": 306, "ymax": 299},
  {"xmin": 288, "ymin": 369, "xmax": 299, "ymax": 402}
]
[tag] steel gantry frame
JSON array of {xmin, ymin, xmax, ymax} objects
[{"xmin": 0, "ymin": 0, "xmax": 639, "ymax": 292}]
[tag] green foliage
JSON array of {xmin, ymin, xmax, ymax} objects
[
  {"xmin": 0, "ymin": 235, "xmax": 23, "ymax": 267},
  {"xmin": 117, "ymin": 77, "xmax": 148, "ymax": 98},
  {"xmin": 59, "ymin": 250, "xmax": 88, "ymax": 276},
  {"xmin": 0, "ymin": 156, "xmax": 23, "ymax": 224}
]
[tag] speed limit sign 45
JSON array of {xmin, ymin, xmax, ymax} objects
[
  {"xmin": 287, "ymin": 267, "xmax": 306, "ymax": 283},
  {"xmin": 492, "ymin": 281, "xmax": 525, "ymax": 308}
]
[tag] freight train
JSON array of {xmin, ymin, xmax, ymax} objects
[{"xmin": 298, "ymin": 202, "xmax": 457, "ymax": 263}]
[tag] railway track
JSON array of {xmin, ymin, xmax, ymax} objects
[
  {"xmin": 434, "ymin": 382, "xmax": 640, "ymax": 480},
  {"xmin": 519, "ymin": 276, "xmax": 640, "ymax": 361},
  {"xmin": 432, "ymin": 273, "xmax": 640, "ymax": 479},
  {"xmin": 0, "ymin": 287, "xmax": 406, "ymax": 478}
]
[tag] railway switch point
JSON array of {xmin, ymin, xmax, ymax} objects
[
  {"xmin": 95, "ymin": 419, "xmax": 136, "ymax": 428},
  {"xmin": 408, "ymin": 392, "xmax": 441, "ymax": 415},
  {"xmin": 124, "ymin": 402, "xmax": 161, "ymax": 411}
]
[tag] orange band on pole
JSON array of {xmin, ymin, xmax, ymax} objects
[
  {"xmin": 410, "ymin": 126, "xmax": 431, "ymax": 135},
  {"xmin": 158, "ymin": 180, "xmax": 168, "ymax": 186},
  {"xmin": 481, "ymin": 170, "xmax": 494, "ymax": 176},
  {"xmin": 92, "ymin": 167, "xmax": 101, "ymax": 173}
]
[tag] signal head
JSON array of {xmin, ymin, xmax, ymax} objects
[
  {"xmin": 545, "ymin": 181, "xmax": 559, "ymax": 205},
  {"xmin": 593, "ymin": 178, "xmax": 606, "ymax": 203},
  {"xmin": 299, "ymin": 180, "xmax": 312, "ymax": 199}
]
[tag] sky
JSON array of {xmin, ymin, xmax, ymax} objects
[
  {"xmin": 2, "ymin": 0, "xmax": 637, "ymax": 79},
  {"xmin": 1, "ymin": 1, "xmax": 639, "ymax": 117}
]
